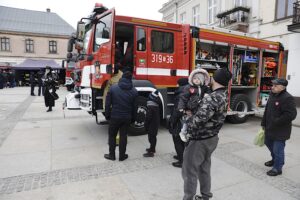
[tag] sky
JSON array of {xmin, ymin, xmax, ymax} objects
[{"xmin": 0, "ymin": 0, "xmax": 165, "ymax": 28}]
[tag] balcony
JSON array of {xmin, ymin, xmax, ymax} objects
[
  {"xmin": 288, "ymin": 1, "xmax": 300, "ymax": 32},
  {"xmin": 217, "ymin": 6, "xmax": 250, "ymax": 33}
]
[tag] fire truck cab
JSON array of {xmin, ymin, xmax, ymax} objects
[{"xmin": 66, "ymin": 3, "xmax": 284, "ymax": 135}]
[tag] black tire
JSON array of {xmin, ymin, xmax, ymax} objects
[
  {"xmin": 128, "ymin": 96, "xmax": 148, "ymax": 136},
  {"xmin": 227, "ymin": 94, "xmax": 251, "ymax": 124}
]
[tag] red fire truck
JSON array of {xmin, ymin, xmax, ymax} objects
[{"xmin": 65, "ymin": 3, "xmax": 284, "ymax": 135}]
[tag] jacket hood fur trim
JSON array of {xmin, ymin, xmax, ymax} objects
[{"xmin": 188, "ymin": 68, "xmax": 210, "ymax": 86}]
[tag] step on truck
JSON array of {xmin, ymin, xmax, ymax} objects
[{"xmin": 65, "ymin": 3, "xmax": 285, "ymax": 135}]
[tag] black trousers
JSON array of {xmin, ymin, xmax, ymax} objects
[
  {"xmin": 108, "ymin": 118, "xmax": 131, "ymax": 157},
  {"xmin": 38, "ymin": 84, "xmax": 44, "ymax": 96},
  {"xmin": 172, "ymin": 134, "xmax": 185, "ymax": 162},
  {"xmin": 30, "ymin": 84, "xmax": 35, "ymax": 95}
]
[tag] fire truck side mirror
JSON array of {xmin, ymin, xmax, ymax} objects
[
  {"xmin": 77, "ymin": 22, "xmax": 85, "ymax": 41},
  {"xmin": 102, "ymin": 27, "xmax": 110, "ymax": 39}
]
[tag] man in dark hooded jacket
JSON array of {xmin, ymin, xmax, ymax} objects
[
  {"xmin": 261, "ymin": 78, "xmax": 297, "ymax": 176},
  {"xmin": 104, "ymin": 71, "xmax": 138, "ymax": 161}
]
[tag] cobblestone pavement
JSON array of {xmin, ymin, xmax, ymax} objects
[{"xmin": 0, "ymin": 141, "xmax": 299, "ymax": 199}]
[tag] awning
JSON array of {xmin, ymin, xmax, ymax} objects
[{"xmin": 13, "ymin": 59, "xmax": 62, "ymax": 70}]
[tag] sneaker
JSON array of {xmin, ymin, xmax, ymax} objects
[
  {"xmin": 143, "ymin": 152, "xmax": 154, "ymax": 157},
  {"xmin": 193, "ymin": 195, "xmax": 203, "ymax": 200},
  {"xmin": 267, "ymin": 169, "xmax": 282, "ymax": 176},
  {"xmin": 264, "ymin": 160, "xmax": 274, "ymax": 167},
  {"xmin": 179, "ymin": 132, "xmax": 188, "ymax": 142}
]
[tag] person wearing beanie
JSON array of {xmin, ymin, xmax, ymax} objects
[
  {"xmin": 182, "ymin": 68, "xmax": 232, "ymax": 200},
  {"xmin": 168, "ymin": 77, "xmax": 189, "ymax": 168},
  {"xmin": 261, "ymin": 78, "xmax": 297, "ymax": 176},
  {"xmin": 143, "ymin": 90, "xmax": 160, "ymax": 157},
  {"xmin": 122, "ymin": 71, "xmax": 132, "ymax": 80},
  {"xmin": 104, "ymin": 70, "xmax": 138, "ymax": 161},
  {"xmin": 212, "ymin": 67, "xmax": 232, "ymax": 86},
  {"xmin": 177, "ymin": 68, "xmax": 211, "ymax": 143}
]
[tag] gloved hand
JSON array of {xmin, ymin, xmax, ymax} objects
[{"xmin": 105, "ymin": 113, "xmax": 110, "ymax": 121}]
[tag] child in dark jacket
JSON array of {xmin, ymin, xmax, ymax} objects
[
  {"xmin": 178, "ymin": 68, "xmax": 210, "ymax": 142},
  {"xmin": 143, "ymin": 90, "xmax": 160, "ymax": 157}
]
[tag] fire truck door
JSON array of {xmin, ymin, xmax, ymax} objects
[
  {"xmin": 134, "ymin": 26, "xmax": 147, "ymax": 79},
  {"xmin": 92, "ymin": 8, "xmax": 115, "ymax": 87},
  {"xmin": 146, "ymin": 28, "xmax": 177, "ymax": 86}
]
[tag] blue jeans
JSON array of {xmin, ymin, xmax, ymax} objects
[{"xmin": 264, "ymin": 136, "xmax": 286, "ymax": 171}]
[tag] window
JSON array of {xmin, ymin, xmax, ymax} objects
[
  {"xmin": 151, "ymin": 30, "xmax": 174, "ymax": 53},
  {"xmin": 136, "ymin": 28, "xmax": 146, "ymax": 51},
  {"xmin": 276, "ymin": 0, "xmax": 296, "ymax": 19},
  {"xmin": 25, "ymin": 39, "xmax": 34, "ymax": 53},
  {"xmin": 180, "ymin": 12, "xmax": 186, "ymax": 24},
  {"xmin": 49, "ymin": 40, "xmax": 57, "ymax": 53},
  {"xmin": 208, "ymin": 0, "xmax": 218, "ymax": 24},
  {"xmin": 94, "ymin": 13, "xmax": 112, "ymax": 52},
  {"xmin": 234, "ymin": 0, "xmax": 247, "ymax": 7},
  {"xmin": 0, "ymin": 37, "xmax": 10, "ymax": 51},
  {"xmin": 192, "ymin": 5, "xmax": 200, "ymax": 26}
]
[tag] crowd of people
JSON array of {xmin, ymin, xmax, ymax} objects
[
  {"xmin": 103, "ymin": 66, "xmax": 297, "ymax": 200},
  {"xmin": 0, "ymin": 69, "xmax": 16, "ymax": 89}
]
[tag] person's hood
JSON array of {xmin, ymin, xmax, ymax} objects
[
  {"xmin": 188, "ymin": 68, "xmax": 210, "ymax": 86},
  {"xmin": 118, "ymin": 77, "xmax": 133, "ymax": 90}
]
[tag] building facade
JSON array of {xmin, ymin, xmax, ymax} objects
[
  {"xmin": 159, "ymin": 0, "xmax": 300, "ymax": 100},
  {"xmin": 0, "ymin": 6, "xmax": 75, "ymax": 69}
]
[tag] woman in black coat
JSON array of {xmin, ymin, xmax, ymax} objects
[{"xmin": 43, "ymin": 66, "xmax": 57, "ymax": 112}]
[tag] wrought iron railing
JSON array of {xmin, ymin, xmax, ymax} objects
[
  {"xmin": 217, "ymin": 6, "xmax": 250, "ymax": 28},
  {"xmin": 293, "ymin": 1, "xmax": 300, "ymax": 24}
]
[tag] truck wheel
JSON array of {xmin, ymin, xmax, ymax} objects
[
  {"xmin": 128, "ymin": 96, "xmax": 147, "ymax": 136},
  {"xmin": 227, "ymin": 94, "xmax": 251, "ymax": 124}
]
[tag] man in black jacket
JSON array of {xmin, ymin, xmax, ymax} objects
[
  {"xmin": 104, "ymin": 71, "xmax": 138, "ymax": 161},
  {"xmin": 143, "ymin": 90, "xmax": 160, "ymax": 157},
  {"xmin": 261, "ymin": 78, "xmax": 297, "ymax": 176}
]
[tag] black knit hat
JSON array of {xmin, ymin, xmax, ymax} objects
[
  {"xmin": 213, "ymin": 68, "xmax": 232, "ymax": 86},
  {"xmin": 177, "ymin": 78, "xmax": 189, "ymax": 86},
  {"xmin": 122, "ymin": 71, "xmax": 132, "ymax": 79}
]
